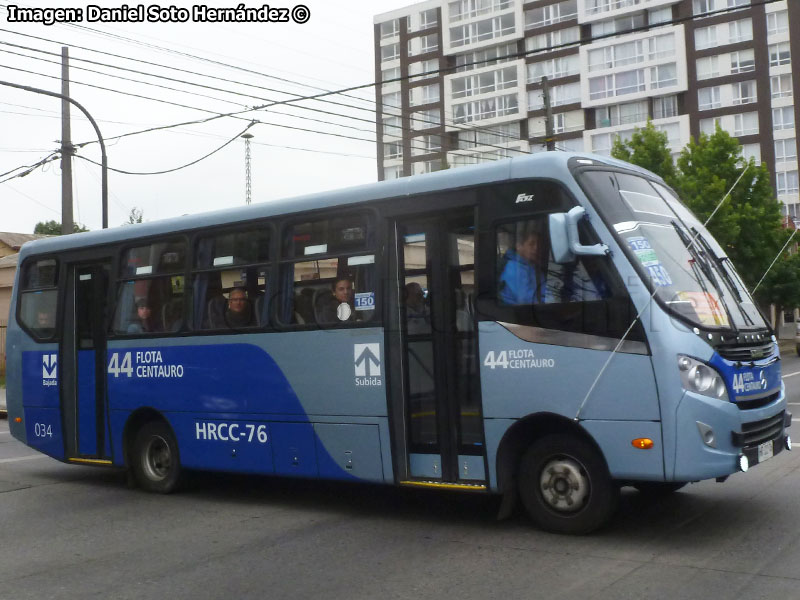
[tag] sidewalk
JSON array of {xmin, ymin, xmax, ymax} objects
[{"xmin": 0, "ymin": 386, "xmax": 6, "ymax": 419}]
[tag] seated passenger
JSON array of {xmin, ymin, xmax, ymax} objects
[
  {"xmin": 127, "ymin": 299, "xmax": 158, "ymax": 333},
  {"xmin": 499, "ymin": 229, "xmax": 547, "ymax": 305},
  {"xmin": 405, "ymin": 282, "xmax": 430, "ymax": 335},
  {"xmin": 317, "ymin": 274, "xmax": 356, "ymax": 324},
  {"xmin": 225, "ymin": 287, "xmax": 254, "ymax": 327}
]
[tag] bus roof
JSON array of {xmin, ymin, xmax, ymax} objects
[{"xmin": 18, "ymin": 152, "xmax": 652, "ymax": 258}]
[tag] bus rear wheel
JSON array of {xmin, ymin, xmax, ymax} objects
[
  {"xmin": 131, "ymin": 421, "xmax": 183, "ymax": 494},
  {"xmin": 518, "ymin": 434, "xmax": 618, "ymax": 534}
]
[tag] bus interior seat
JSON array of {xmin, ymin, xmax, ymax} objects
[
  {"xmin": 207, "ymin": 295, "xmax": 227, "ymax": 329},
  {"xmin": 162, "ymin": 298, "xmax": 184, "ymax": 332},
  {"xmin": 293, "ymin": 287, "xmax": 315, "ymax": 324}
]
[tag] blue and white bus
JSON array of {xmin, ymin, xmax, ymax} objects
[{"xmin": 5, "ymin": 153, "xmax": 790, "ymax": 533}]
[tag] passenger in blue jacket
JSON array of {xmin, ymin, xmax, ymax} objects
[{"xmin": 499, "ymin": 229, "xmax": 547, "ymax": 305}]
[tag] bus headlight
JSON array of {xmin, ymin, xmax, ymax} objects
[{"xmin": 678, "ymin": 355, "xmax": 729, "ymax": 401}]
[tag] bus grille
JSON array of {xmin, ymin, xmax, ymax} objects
[
  {"xmin": 735, "ymin": 391, "xmax": 780, "ymax": 411},
  {"xmin": 732, "ymin": 412, "xmax": 785, "ymax": 448},
  {"xmin": 716, "ymin": 341, "xmax": 774, "ymax": 361}
]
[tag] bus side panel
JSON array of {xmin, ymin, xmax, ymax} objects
[
  {"xmin": 581, "ymin": 421, "xmax": 664, "ymax": 480},
  {"xmin": 22, "ymin": 407, "xmax": 65, "ymax": 460},
  {"xmin": 477, "ymin": 323, "xmax": 659, "ymax": 421},
  {"xmin": 21, "ymin": 350, "xmax": 61, "ymax": 408},
  {"xmin": 167, "ymin": 413, "xmax": 277, "ymax": 475},
  {"xmin": 483, "ymin": 418, "xmax": 518, "ymax": 491}
]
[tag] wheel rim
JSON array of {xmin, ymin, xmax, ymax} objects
[
  {"xmin": 539, "ymin": 456, "xmax": 590, "ymax": 513},
  {"xmin": 142, "ymin": 434, "xmax": 172, "ymax": 481}
]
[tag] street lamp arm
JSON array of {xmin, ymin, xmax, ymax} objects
[{"xmin": 0, "ymin": 78, "xmax": 108, "ymax": 229}]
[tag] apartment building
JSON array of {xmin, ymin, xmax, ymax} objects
[{"xmin": 373, "ymin": 0, "xmax": 800, "ymax": 217}]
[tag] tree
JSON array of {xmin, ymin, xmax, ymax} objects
[
  {"xmin": 610, "ymin": 120, "xmax": 677, "ymax": 185},
  {"xmin": 126, "ymin": 207, "xmax": 144, "ymax": 225},
  {"xmin": 673, "ymin": 127, "xmax": 784, "ymax": 290},
  {"xmin": 34, "ymin": 220, "xmax": 89, "ymax": 235},
  {"xmin": 754, "ymin": 248, "xmax": 800, "ymax": 329}
]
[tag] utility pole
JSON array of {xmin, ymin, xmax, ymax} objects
[
  {"xmin": 541, "ymin": 76, "xmax": 555, "ymax": 152},
  {"xmin": 241, "ymin": 133, "xmax": 253, "ymax": 205},
  {"xmin": 60, "ymin": 46, "xmax": 74, "ymax": 234}
]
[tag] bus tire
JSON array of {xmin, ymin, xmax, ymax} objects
[
  {"xmin": 131, "ymin": 421, "xmax": 183, "ymax": 494},
  {"xmin": 518, "ymin": 434, "xmax": 618, "ymax": 534},
  {"xmin": 633, "ymin": 481, "xmax": 686, "ymax": 496}
]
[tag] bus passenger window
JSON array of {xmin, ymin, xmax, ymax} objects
[
  {"xmin": 192, "ymin": 227, "xmax": 271, "ymax": 330},
  {"xmin": 279, "ymin": 214, "xmax": 376, "ymax": 327},
  {"xmin": 19, "ymin": 258, "xmax": 58, "ymax": 340},
  {"xmin": 112, "ymin": 240, "xmax": 186, "ymax": 335}
]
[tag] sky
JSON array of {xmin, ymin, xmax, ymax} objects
[{"xmin": 0, "ymin": 0, "xmax": 412, "ymax": 233}]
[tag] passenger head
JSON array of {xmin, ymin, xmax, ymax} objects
[
  {"xmin": 228, "ymin": 287, "xmax": 248, "ymax": 313},
  {"xmin": 37, "ymin": 309, "xmax": 54, "ymax": 328},
  {"xmin": 331, "ymin": 275, "xmax": 354, "ymax": 304},
  {"xmin": 515, "ymin": 230, "xmax": 541, "ymax": 264},
  {"xmin": 405, "ymin": 282, "xmax": 424, "ymax": 308},
  {"xmin": 135, "ymin": 299, "xmax": 151, "ymax": 320}
]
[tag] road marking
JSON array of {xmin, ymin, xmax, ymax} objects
[
  {"xmin": 788, "ymin": 402, "xmax": 800, "ymax": 406},
  {"xmin": 793, "ymin": 444, "xmax": 800, "ymax": 449},
  {"xmin": 0, "ymin": 454, "xmax": 47, "ymax": 464},
  {"xmin": 782, "ymin": 371, "xmax": 800, "ymax": 379}
]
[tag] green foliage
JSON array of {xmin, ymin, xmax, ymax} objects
[
  {"xmin": 674, "ymin": 128, "xmax": 784, "ymax": 290},
  {"xmin": 33, "ymin": 220, "xmax": 89, "ymax": 235},
  {"xmin": 610, "ymin": 121, "xmax": 677, "ymax": 185},
  {"xmin": 755, "ymin": 245, "xmax": 800, "ymax": 327}
]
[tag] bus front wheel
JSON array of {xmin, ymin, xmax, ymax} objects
[
  {"xmin": 131, "ymin": 421, "xmax": 183, "ymax": 494},
  {"xmin": 518, "ymin": 434, "xmax": 618, "ymax": 534}
]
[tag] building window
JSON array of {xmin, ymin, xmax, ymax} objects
[
  {"xmin": 733, "ymin": 112, "xmax": 758, "ymax": 136},
  {"xmin": 411, "ymin": 108, "xmax": 441, "ymax": 130},
  {"xmin": 771, "ymin": 74, "xmax": 793, "ymax": 99},
  {"xmin": 527, "ymin": 55, "xmax": 579, "ymax": 82},
  {"xmin": 773, "ymin": 106, "xmax": 795, "ymax": 131},
  {"xmin": 383, "ymin": 116, "xmax": 402, "ymax": 137},
  {"xmin": 728, "ymin": 19, "xmax": 753, "ymax": 44},
  {"xmin": 384, "ymin": 141, "xmax": 403, "ymax": 160},
  {"xmin": 741, "ymin": 143, "xmax": 761, "ymax": 164},
  {"xmin": 732, "ymin": 80, "xmax": 757, "ymax": 105},
  {"xmin": 649, "ymin": 7, "xmax": 672, "ymax": 24},
  {"xmin": 382, "ymin": 67, "xmax": 401, "ymax": 82},
  {"xmin": 650, "ymin": 64, "xmax": 677, "ymax": 89},
  {"xmin": 769, "ymin": 42, "xmax": 791, "ymax": 67},
  {"xmin": 777, "ymin": 171, "xmax": 800, "ymax": 195},
  {"xmin": 695, "ymin": 25, "xmax": 717, "ymax": 50},
  {"xmin": 421, "ymin": 33, "xmax": 439, "ymax": 53},
  {"xmin": 384, "ymin": 165, "xmax": 404, "ymax": 180},
  {"xmin": 449, "ymin": 13, "xmax": 515, "ymax": 47},
  {"xmin": 453, "ymin": 93, "xmax": 519, "ymax": 124},
  {"xmin": 382, "ymin": 91, "xmax": 402, "ymax": 114},
  {"xmin": 410, "ymin": 59, "xmax": 440, "ymax": 81},
  {"xmin": 698, "ymin": 86, "xmax": 721, "ymax": 110},
  {"xmin": 775, "ymin": 139, "xmax": 797, "ymax": 164},
  {"xmin": 420, "ymin": 8, "xmax": 438, "ymax": 30},
  {"xmin": 380, "ymin": 19, "xmax": 399, "ymax": 39},
  {"xmin": 526, "ymin": 28, "xmax": 580, "ymax": 52},
  {"xmin": 448, "ymin": 0, "xmax": 514, "ymax": 23},
  {"xmin": 458, "ymin": 122, "xmax": 520, "ymax": 149},
  {"xmin": 699, "ymin": 117, "xmax": 721, "ymax": 135},
  {"xmin": 767, "ymin": 10, "xmax": 789, "ymax": 36},
  {"xmin": 730, "ymin": 49, "xmax": 755, "ymax": 74},
  {"xmin": 525, "ymin": 0, "xmax": 577, "ymax": 29},
  {"xmin": 452, "ymin": 66, "xmax": 517, "ymax": 98},
  {"xmin": 653, "ymin": 96, "xmax": 678, "ymax": 119},
  {"xmin": 381, "ymin": 43, "xmax": 400, "ymax": 62},
  {"xmin": 591, "ymin": 13, "xmax": 643, "ymax": 37},
  {"xmin": 589, "ymin": 69, "xmax": 646, "ymax": 100},
  {"xmin": 696, "ymin": 56, "xmax": 719, "ymax": 80}
]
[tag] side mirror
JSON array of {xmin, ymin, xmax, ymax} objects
[{"xmin": 549, "ymin": 206, "xmax": 609, "ymax": 264}]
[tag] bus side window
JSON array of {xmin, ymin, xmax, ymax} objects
[
  {"xmin": 191, "ymin": 227, "xmax": 271, "ymax": 331},
  {"xmin": 278, "ymin": 214, "xmax": 377, "ymax": 327},
  {"xmin": 494, "ymin": 217, "xmax": 630, "ymax": 338},
  {"xmin": 112, "ymin": 240, "xmax": 186, "ymax": 335},
  {"xmin": 18, "ymin": 258, "xmax": 59, "ymax": 340}
]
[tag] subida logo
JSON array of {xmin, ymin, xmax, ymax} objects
[
  {"xmin": 354, "ymin": 343, "xmax": 382, "ymax": 386},
  {"xmin": 515, "ymin": 193, "xmax": 534, "ymax": 204},
  {"xmin": 42, "ymin": 353, "xmax": 58, "ymax": 387}
]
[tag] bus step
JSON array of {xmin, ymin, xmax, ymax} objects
[
  {"xmin": 68, "ymin": 458, "xmax": 113, "ymax": 466},
  {"xmin": 399, "ymin": 480, "xmax": 486, "ymax": 492}
]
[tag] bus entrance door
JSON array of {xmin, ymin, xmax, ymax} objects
[
  {"xmin": 62, "ymin": 261, "xmax": 112, "ymax": 464},
  {"xmin": 389, "ymin": 213, "xmax": 486, "ymax": 488}
]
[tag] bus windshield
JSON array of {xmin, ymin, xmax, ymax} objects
[{"xmin": 579, "ymin": 169, "xmax": 767, "ymax": 331}]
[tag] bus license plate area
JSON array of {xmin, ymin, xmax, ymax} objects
[{"xmin": 758, "ymin": 440, "xmax": 774, "ymax": 463}]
